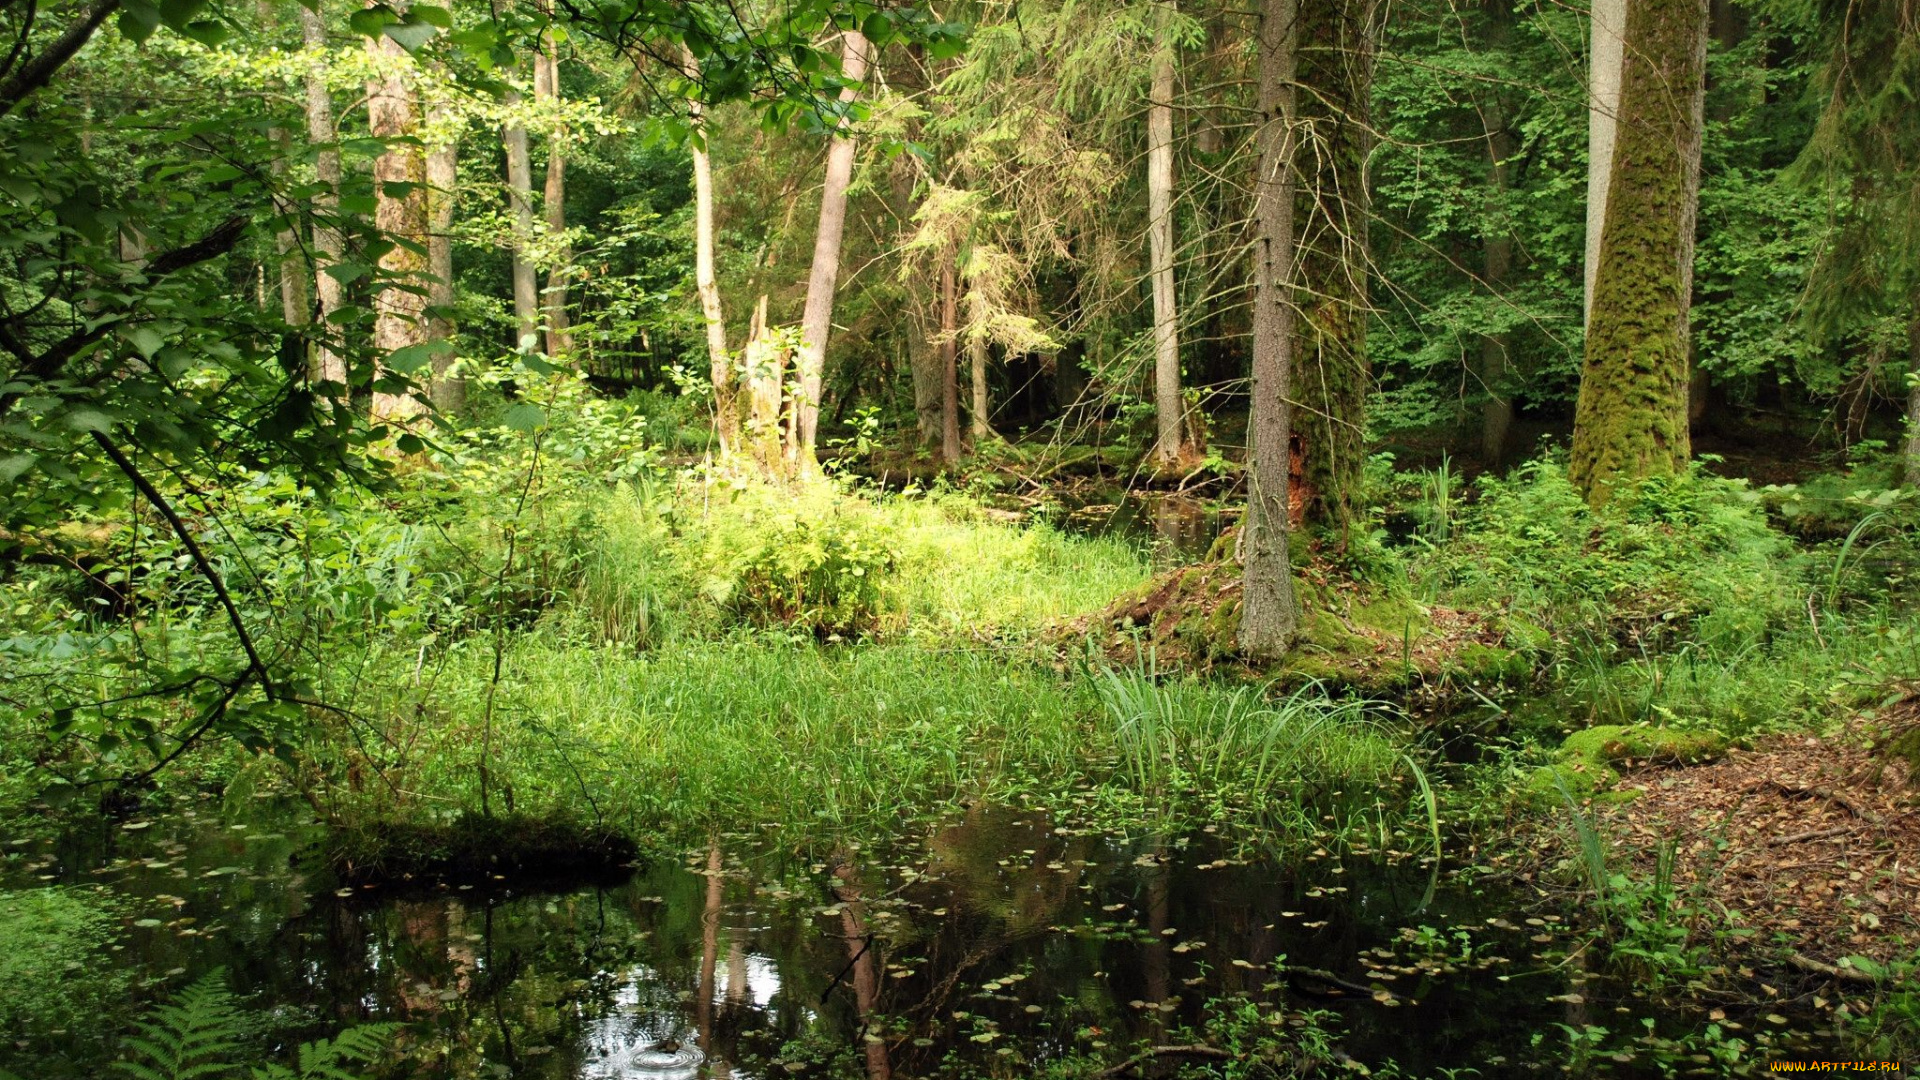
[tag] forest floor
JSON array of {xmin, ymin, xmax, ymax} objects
[{"xmin": 1594, "ymin": 711, "xmax": 1920, "ymax": 978}]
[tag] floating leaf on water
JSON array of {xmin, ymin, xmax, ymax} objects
[
  {"xmin": 122, "ymin": 821, "xmax": 152, "ymax": 831},
  {"xmin": 133, "ymin": 918, "xmax": 164, "ymax": 928}
]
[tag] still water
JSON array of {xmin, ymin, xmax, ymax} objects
[{"xmin": 4, "ymin": 798, "xmax": 1843, "ymax": 1078}]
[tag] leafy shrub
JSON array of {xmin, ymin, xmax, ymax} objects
[
  {"xmin": 710, "ymin": 496, "xmax": 899, "ymax": 636},
  {"xmin": 1431, "ymin": 459, "xmax": 1801, "ymax": 649}
]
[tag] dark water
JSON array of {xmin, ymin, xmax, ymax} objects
[
  {"xmin": 3, "ymin": 799, "xmax": 1847, "ymax": 1079},
  {"xmin": 1053, "ymin": 493, "xmax": 1229, "ymax": 563}
]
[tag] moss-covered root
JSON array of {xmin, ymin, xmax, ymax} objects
[{"xmin": 1526, "ymin": 723, "xmax": 1729, "ymax": 803}]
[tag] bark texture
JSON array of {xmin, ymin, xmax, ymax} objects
[
  {"xmin": 969, "ymin": 332, "xmax": 991, "ymax": 441},
  {"xmin": 302, "ymin": 5, "xmax": 346, "ymax": 392},
  {"xmin": 794, "ymin": 30, "xmax": 871, "ymax": 459},
  {"xmin": 426, "ymin": 95, "xmax": 462, "ymax": 413},
  {"xmin": 1584, "ymin": 0, "xmax": 1626, "ymax": 326},
  {"xmin": 503, "ymin": 89, "xmax": 539, "ymax": 351},
  {"xmin": 535, "ymin": 22, "xmax": 571, "ymax": 356},
  {"xmin": 685, "ymin": 50, "xmax": 735, "ymax": 455},
  {"xmin": 743, "ymin": 296, "xmax": 787, "ymax": 472},
  {"xmin": 939, "ymin": 256, "xmax": 961, "ymax": 465},
  {"xmin": 1147, "ymin": 45, "xmax": 1185, "ymax": 467},
  {"xmin": 1569, "ymin": 0, "xmax": 1707, "ymax": 503},
  {"xmin": 1292, "ymin": 0, "xmax": 1377, "ymax": 528},
  {"xmin": 1239, "ymin": 0, "xmax": 1301, "ymax": 661},
  {"xmin": 366, "ymin": 27, "xmax": 428, "ymax": 424}
]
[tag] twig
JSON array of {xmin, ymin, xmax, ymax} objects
[
  {"xmin": 1759, "ymin": 780, "xmax": 1886, "ymax": 827},
  {"xmin": 1096, "ymin": 1045, "xmax": 1234, "ymax": 1079},
  {"xmin": 1767, "ymin": 825, "xmax": 1851, "ymax": 847},
  {"xmin": 1786, "ymin": 951, "xmax": 1882, "ymax": 985}
]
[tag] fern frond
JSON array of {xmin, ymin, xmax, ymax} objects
[{"xmin": 114, "ymin": 970, "xmax": 244, "ymax": 1080}]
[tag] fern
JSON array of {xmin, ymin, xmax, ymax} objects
[
  {"xmin": 249, "ymin": 1024, "xmax": 400, "ymax": 1080},
  {"xmin": 113, "ymin": 971, "xmax": 397, "ymax": 1080},
  {"xmin": 114, "ymin": 971, "xmax": 246, "ymax": 1080}
]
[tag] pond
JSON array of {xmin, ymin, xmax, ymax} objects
[{"xmin": 4, "ymin": 798, "xmax": 1848, "ymax": 1078}]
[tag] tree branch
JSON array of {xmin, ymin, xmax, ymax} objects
[
  {"xmin": 0, "ymin": 0, "xmax": 121, "ymax": 118},
  {"xmin": 89, "ymin": 430, "xmax": 277, "ymax": 700}
]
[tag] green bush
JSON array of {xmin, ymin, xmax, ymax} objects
[{"xmin": 1430, "ymin": 459, "xmax": 1802, "ymax": 649}]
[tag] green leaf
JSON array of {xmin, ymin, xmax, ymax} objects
[
  {"xmin": 156, "ymin": 0, "xmax": 207, "ymax": 28},
  {"xmin": 0, "ymin": 453, "xmax": 34, "ymax": 482},
  {"xmin": 118, "ymin": 1, "xmax": 161, "ymax": 43},
  {"xmin": 323, "ymin": 261, "xmax": 369, "ymax": 285},
  {"xmin": 384, "ymin": 17, "xmax": 440, "ymax": 52},
  {"xmin": 64, "ymin": 407, "xmax": 113, "ymax": 433},
  {"xmin": 410, "ymin": 5, "xmax": 452, "ymax": 29},
  {"xmin": 181, "ymin": 19, "xmax": 229, "ymax": 45},
  {"xmin": 348, "ymin": 5, "xmax": 396, "ymax": 37},
  {"xmin": 128, "ymin": 326, "xmax": 164, "ymax": 359},
  {"xmin": 503, "ymin": 402, "xmax": 546, "ymax": 432},
  {"xmin": 384, "ymin": 341, "xmax": 449, "ymax": 374}
]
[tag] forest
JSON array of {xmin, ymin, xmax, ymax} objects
[{"xmin": 0, "ymin": 0, "xmax": 1917, "ymax": 1075}]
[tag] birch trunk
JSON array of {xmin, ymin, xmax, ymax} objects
[
  {"xmin": 1147, "ymin": 45, "xmax": 1184, "ymax": 468},
  {"xmin": 302, "ymin": 5, "xmax": 346, "ymax": 392},
  {"xmin": 1584, "ymin": 0, "xmax": 1626, "ymax": 328},
  {"xmin": 1239, "ymin": 0, "xmax": 1300, "ymax": 660},
  {"xmin": 535, "ymin": 26, "xmax": 571, "ymax": 355},
  {"xmin": 685, "ymin": 50, "xmax": 735, "ymax": 455},
  {"xmin": 503, "ymin": 89, "xmax": 539, "ymax": 352},
  {"xmin": 366, "ymin": 26, "xmax": 428, "ymax": 425},
  {"xmin": 793, "ymin": 30, "xmax": 871, "ymax": 460},
  {"xmin": 272, "ymin": 125, "xmax": 309, "ymax": 328}
]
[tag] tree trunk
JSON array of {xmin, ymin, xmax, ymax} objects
[
  {"xmin": 1292, "ymin": 0, "xmax": 1377, "ymax": 529},
  {"xmin": 909, "ymin": 314, "xmax": 942, "ymax": 448},
  {"xmin": 1584, "ymin": 0, "xmax": 1626, "ymax": 327},
  {"xmin": 503, "ymin": 90, "xmax": 539, "ymax": 352},
  {"xmin": 1479, "ymin": 1, "xmax": 1515, "ymax": 467},
  {"xmin": 968, "ymin": 331, "xmax": 992, "ymax": 442},
  {"xmin": 366, "ymin": 25, "xmax": 428, "ymax": 425},
  {"xmin": 1569, "ymin": 0, "xmax": 1707, "ymax": 503},
  {"xmin": 271, "ymin": 125, "xmax": 309, "ymax": 328},
  {"xmin": 685, "ymin": 50, "xmax": 735, "ymax": 456},
  {"xmin": 1148, "ymin": 43, "xmax": 1185, "ymax": 468},
  {"xmin": 743, "ymin": 296, "xmax": 787, "ymax": 473},
  {"xmin": 794, "ymin": 30, "xmax": 871, "ymax": 460},
  {"xmin": 939, "ymin": 255, "xmax": 961, "ymax": 465},
  {"xmin": 1907, "ymin": 298, "xmax": 1920, "ymax": 487},
  {"xmin": 535, "ymin": 23, "xmax": 571, "ymax": 356},
  {"xmin": 1239, "ymin": 0, "xmax": 1301, "ymax": 661},
  {"xmin": 426, "ymin": 94, "xmax": 462, "ymax": 413},
  {"xmin": 302, "ymin": 5, "xmax": 346, "ymax": 393}
]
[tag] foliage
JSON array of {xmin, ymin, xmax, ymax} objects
[
  {"xmin": 1425, "ymin": 458, "xmax": 1801, "ymax": 648},
  {"xmin": 0, "ymin": 887, "xmax": 130, "ymax": 1045},
  {"xmin": 113, "ymin": 970, "xmax": 395, "ymax": 1080}
]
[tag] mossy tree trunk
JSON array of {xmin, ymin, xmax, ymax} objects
[
  {"xmin": 1569, "ymin": 0, "xmax": 1708, "ymax": 503},
  {"xmin": 1292, "ymin": 0, "xmax": 1377, "ymax": 529},
  {"xmin": 1239, "ymin": 0, "xmax": 1301, "ymax": 661}
]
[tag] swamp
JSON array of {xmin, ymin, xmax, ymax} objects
[{"xmin": 1, "ymin": 0, "xmax": 1918, "ymax": 1076}]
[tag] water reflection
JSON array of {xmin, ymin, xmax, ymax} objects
[{"xmin": 4, "ymin": 801, "xmax": 1844, "ymax": 1079}]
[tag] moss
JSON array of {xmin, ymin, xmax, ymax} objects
[
  {"xmin": 1448, "ymin": 641, "xmax": 1532, "ymax": 684},
  {"xmin": 1568, "ymin": 0, "xmax": 1705, "ymax": 503},
  {"xmin": 1524, "ymin": 723, "xmax": 1728, "ymax": 804}
]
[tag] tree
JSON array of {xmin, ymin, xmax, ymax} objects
[
  {"xmin": 793, "ymin": 28, "xmax": 871, "ymax": 462},
  {"xmin": 536, "ymin": 5, "xmax": 572, "ymax": 356},
  {"xmin": 503, "ymin": 71, "xmax": 540, "ymax": 351},
  {"xmin": 1239, "ymin": 0, "xmax": 1301, "ymax": 660},
  {"xmin": 1291, "ymin": 0, "xmax": 1379, "ymax": 528},
  {"xmin": 1569, "ymin": 0, "xmax": 1709, "ymax": 502},
  {"xmin": 1146, "ymin": 27, "xmax": 1187, "ymax": 468},
  {"xmin": 366, "ymin": 18, "xmax": 429, "ymax": 424},
  {"xmin": 303, "ymin": 4, "xmax": 348, "ymax": 394},
  {"xmin": 683, "ymin": 49, "xmax": 736, "ymax": 455},
  {"xmin": 425, "ymin": 87, "xmax": 462, "ymax": 412}
]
